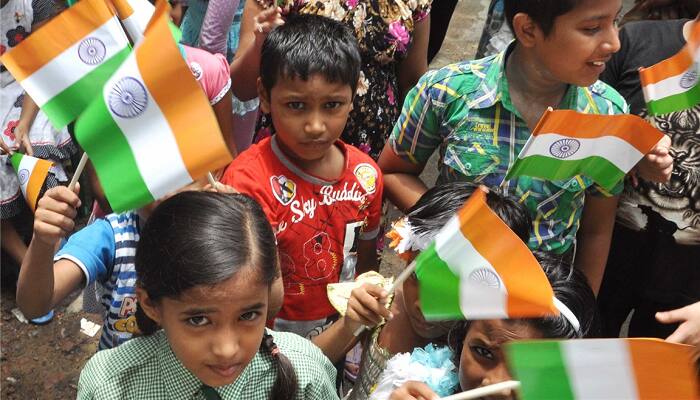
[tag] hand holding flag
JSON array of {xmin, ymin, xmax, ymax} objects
[{"xmin": 10, "ymin": 153, "xmax": 53, "ymax": 212}]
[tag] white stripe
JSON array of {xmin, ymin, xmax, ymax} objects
[
  {"xmin": 103, "ymin": 56, "xmax": 193, "ymax": 200},
  {"xmin": 435, "ymin": 215, "xmax": 508, "ymax": 319},
  {"xmin": 128, "ymin": 0, "xmax": 154, "ymax": 31},
  {"xmin": 642, "ymin": 60, "xmax": 700, "ymax": 103},
  {"xmin": 519, "ymin": 133, "xmax": 644, "ymax": 173},
  {"xmin": 121, "ymin": 16, "xmax": 144, "ymax": 44},
  {"xmin": 16, "ymin": 155, "xmax": 39, "ymax": 195},
  {"xmin": 563, "ymin": 340, "xmax": 639, "ymax": 399},
  {"xmin": 21, "ymin": 18, "xmax": 130, "ymax": 107}
]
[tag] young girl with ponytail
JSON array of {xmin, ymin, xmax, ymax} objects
[{"xmin": 77, "ymin": 192, "xmax": 338, "ymax": 399}]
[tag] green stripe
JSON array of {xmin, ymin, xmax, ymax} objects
[
  {"xmin": 415, "ymin": 244, "xmax": 463, "ymax": 320},
  {"xmin": 10, "ymin": 153, "xmax": 22, "ymax": 172},
  {"xmin": 41, "ymin": 47, "xmax": 130, "ymax": 129},
  {"xmin": 506, "ymin": 341, "xmax": 575, "ymax": 400},
  {"xmin": 74, "ymin": 95, "xmax": 154, "ymax": 212},
  {"xmin": 505, "ymin": 155, "xmax": 625, "ymax": 191},
  {"xmin": 647, "ymin": 84, "xmax": 700, "ymax": 116}
]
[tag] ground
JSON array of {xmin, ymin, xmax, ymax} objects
[{"xmin": 0, "ymin": 0, "xmax": 637, "ymax": 397}]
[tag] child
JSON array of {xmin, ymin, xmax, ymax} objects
[
  {"xmin": 377, "ymin": 0, "xmax": 674, "ymax": 295},
  {"xmin": 220, "ymin": 14, "xmax": 384, "ymax": 338},
  {"xmin": 77, "ymin": 192, "xmax": 338, "ymax": 399},
  {"xmin": 310, "ymin": 182, "xmax": 534, "ymax": 398},
  {"xmin": 387, "ymin": 251, "xmax": 598, "ymax": 399}
]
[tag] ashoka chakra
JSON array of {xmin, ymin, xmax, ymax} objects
[
  {"xmin": 78, "ymin": 38, "xmax": 106, "ymax": 65},
  {"xmin": 108, "ymin": 77, "xmax": 148, "ymax": 119},
  {"xmin": 549, "ymin": 138, "xmax": 581, "ymax": 159},
  {"xmin": 18, "ymin": 169, "xmax": 29, "ymax": 185},
  {"xmin": 680, "ymin": 70, "xmax": 698, "ymax": 90},
  {"xmin": 468, "ymin": 268, "xmax": 501, "ymax": 289}
]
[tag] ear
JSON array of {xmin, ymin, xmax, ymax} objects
[
  {"xmin": 136, "ymin": 286, "xmax": 163, "ymax": 326},
  {"xmin": 511, "ymin": 12, "xmax": 541, "ymax": 48},
  {"xmin": 257, "ymin": 77, "xmax": 271, "ymax": 114}
]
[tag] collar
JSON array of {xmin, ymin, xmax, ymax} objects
[
  {"xmin": 270, "ymin": 135, "xmax": 348, "ymax": 186},
  {"xmin": 468, "ymin": 42, "xmax": 580, "ymax": 113}
]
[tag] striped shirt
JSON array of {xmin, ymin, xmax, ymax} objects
[
  {"xmin": 390, "ymin": 45, "xmax": 628, "ymax": 253},
  {"xmin": 77, "ymin": 329, "xmax": 339, "ymax": 399},
  {"xmin": 55, "ymin": 212, "xmax": 140, "ymax": 349}
]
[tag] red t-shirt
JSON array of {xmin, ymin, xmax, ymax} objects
[{"xmin": 221, "ymin": 136, "xmax": 383, "ymax": 321}]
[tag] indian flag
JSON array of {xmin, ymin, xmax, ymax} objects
[
  {"xmin": 10, "ymin": 153, "xmax": 52, "ymax": 212},
  {"xmin": 507, "ymin": 338, "xmax": 699, "ymax": 400},
  {"xmin": 111, "ymin": 0, "xmax": 155, "ymax": 43},
  {"xmin": 0, "ymin": 0, "xmax": 131, "ymax": 129},
  {"xmin": 505, "ymin": 109, "xmax": 664, "ymax": 191},
  {"xmin": 74, "ymin": 1, "xmax": 232, "ymax": 213},
  {"xmin": 640, "ymin": 21, "xmax": 700, "ymax": 115},
  {"xmin": 415, "ymin": 188, "xmax": 558, "ymax": 320}
]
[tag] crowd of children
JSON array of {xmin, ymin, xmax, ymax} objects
[{"xmin": 2, "ymin": 0, "xmax": 699, "ymax": 398}]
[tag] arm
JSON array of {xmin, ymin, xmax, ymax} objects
[
  {"xmin": 377, "ymin": 142, "xmax": 429, "ymax": 212},
  {"xmin": 199, "ymin": 0, "xmax": 240, "ymax": 56},
  {"xmin": 229, "ymin": 2, "xmax": 283, "ymax": 100},
  {"xmin": 16, "ymin": 186, "xmax": 85, "ymax": 318},
  {"xmin": 397, "ymin": 16, "xmax": 430, "ymax": 103},
  {"xmin": 213, "ymin": 89, "xmax": 238, "ymax": 158},
  {"xmin": 574, "ymin": 194, "xmax": 620, "ymax": 296},
  {"xmin": 389, "ymin": 381, "xmax": 439, "ymax": 400},
  {"xmin": 312, "ymin": 283, "xmax": 391, "ymax": 362},
  {"xmin": 14, "ymin": 94, "xmax": 41, "ymax": 155}
]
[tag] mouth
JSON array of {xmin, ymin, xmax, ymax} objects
[{"xmin": 208, "ymin": 364, "xmax": 241, "ymax": 379}]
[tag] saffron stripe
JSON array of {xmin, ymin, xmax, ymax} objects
[
  {"xmin": 136, "ymin": 10, "xmax": 231, "ymax": 180},
  {"xmin": 627, "ymin": 340, "xmax": 699, "ymax": 399},
  {"xmin": 0, "ymin": 0, "xmax": 115, "ymax": 80},
  {"xmin": 639, "ymin": 47, "xmax": 694, "ymax": 86}
]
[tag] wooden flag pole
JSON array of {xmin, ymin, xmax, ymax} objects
[
  {"xmin": 441, "ymin": 381, "xmax": 520, "ymax": 400},
  {"xmin": 68, "ymin": 152, "xmax": 89, "ymax": 191},
  {"xmin": 207, "ymin": 172, "xmax": 217, "ymax": 187},
  {"xmin": 353, "ymin": 260, "xmax": 417, "ymax": 337}
]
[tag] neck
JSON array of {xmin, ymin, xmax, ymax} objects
[
  {"xmin": 275, "ymin": 137, "xmax": 342, "ymax": 181},
  {"xmin": 506, "ymin": 45, "xmax": 568, "ymax": 103}
]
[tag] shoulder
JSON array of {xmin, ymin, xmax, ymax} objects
[
  {"xmin": 581, "ymin": 80, "xmax": 628, "ymax": 114},
  {"xmin": 270, "ymin": 331, "xmax": 336, "ymax": 379},
  {"xmin": 78, "ymin": 333, "xmax": 164, "ymax": 396},
  {"xmin": 222, "ymin": 140, "xmax": 273, "ymax": 181},
  {"xmin": 345, "ymin": 145, "xmax": 382, "ymax": 174},
  {"xmin": 414, "ymin": 56, "xmax": 498, "ymax": 108}
]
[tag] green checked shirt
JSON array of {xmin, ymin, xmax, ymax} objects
[
  {"xmin": 390, "ymin": 45, "xmax": 628, "ymax": 253},
  {"xmin": 77, "ymin": 330, "xmax": 338, "ymax": 400}
]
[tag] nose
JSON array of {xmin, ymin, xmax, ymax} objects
[
  {"xmin": 304, "ymin": 111, "xmax": 325, "ymax": 137},
  {"xmin": 481, "ymin": 365, "xmax": 515, "ymax": 398},
  {"xmin": 211, "ymin": 327, "xmax": 240, "ymax": 361},
  {"xmin": 603, "ymin": 24, "xmax": 621, "ymax": 54}
]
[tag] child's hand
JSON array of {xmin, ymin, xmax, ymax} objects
[
  {"xmin": 13, "ymin": 120, "xmax": 33, "ymax": 156},
  {"xmin": 0, "ymin": 136, "xmax": 11, "ymax": 155},
  {"xmin": 344, "ymin": 283, "xmax": 392, "ymax": 333},
  {"xmin": 33, "ymin": 184, "xmax": 81, "ymax": 247},
  {"xmin": 656, "ymin": 301, "xmax": 700, "ymax": 347},
  {"xmin": 637, "ymin": 135, "xmax": 673, "ymax": 183},
  {"xmin": 253, "ymin": 6, "xmax": 284, "ymax": 45},
  {"xmin": 389, "ymin": 381, "xmax": 439, "ymax": 400}
]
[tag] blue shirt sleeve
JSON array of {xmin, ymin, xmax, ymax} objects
[{"xmin": 54, "ymin": 219, "xmax": 115, "ymax": 286}]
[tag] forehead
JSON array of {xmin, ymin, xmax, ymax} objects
[
  {"xmin": 468, "ymin": 320, "xmax": 543, "ymax": 344},
  {"xmin": 170, "ymin": 269, "xmax": 268, "ymax": 308},
  {"xmin": 273, "ymin": 74, "xmax": 353, "ymax": 96}
]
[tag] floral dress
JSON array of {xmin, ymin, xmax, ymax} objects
[
  {"xmin": 0, "ymin": 0, "xmax": 76, "ymax": 219},
  {"xmin": 254, "ymin": 0, "xmax": 431, "ymax": 160}
]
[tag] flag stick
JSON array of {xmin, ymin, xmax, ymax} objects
[
  {"xmin": 353, "ymin": 260, "xmax": 417, "ymax": 337},
  {"xmin": 440, "ymin": 381, "xmax": 520, "ymax": 400},
  {"xmin": 68, "ymin": 152, "xmax": 89, "ymax": 191},
  {"xmin": 207, "ymin": 172, "xmax": 217, "ymax": 187}
]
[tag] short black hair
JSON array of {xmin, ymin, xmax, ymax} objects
[
  {"xmin": 406, "ymin": 182, "xmax": 532, "ymax": 243},
  {"xmin": 260, "ymin": 14, "xmax": 361, "ymax": 93},
  {"xmin": 504, "ymin": 0, "xmax": 580, "ymax": 37}
]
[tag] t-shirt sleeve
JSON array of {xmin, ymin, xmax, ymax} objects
[
  {"xmin": 586, "ymin": 179, "xmax": 624, "ymax": 197},
  {"xmin": 54, "ymin": 219, "xmax": 115, "ymax": 286},
  {"xmin": 360, "ymin": 167, "xmax": 383, "ymax": 241},
  {"xmin": 389, "ymin": 74, "xmax": 442, "ymax": 165},
  {"xmin": 199, "ymin": 0, "xmax": 238, "ymax": 56},
  {"xmin": 182, "ymin": 45, "xmax": 232, "ymax": 106}
]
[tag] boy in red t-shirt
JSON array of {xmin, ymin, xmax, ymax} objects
[{"xmin": 221, "ymin": 14, "xmax": 383, "ymax": 338}]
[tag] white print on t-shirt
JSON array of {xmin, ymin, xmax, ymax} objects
[
  {"xmin": 319, "ymin": 182, "xmax": 366, "ymax": 205},
  {"xmin": 353, "ymin": 163, "xmax": 378, "ymax": 194}
]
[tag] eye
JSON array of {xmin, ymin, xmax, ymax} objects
[
  {"xmin": 287, "ymin": 102, "xmax": 304, "ymax": 110},
  {"xmin": 582, "ymin": 26, "xmax": 601, "ymax": 34},
  {"xmin": 324, "ymin": 101, "xmax": 343, "ymax": 109},
  {"xmin": 187, "ymin": 316, "xmax": 210, "ymax": 327},
  {"xmin": 471, "ymin": 345, "xmax": 495, "ymax": 361},
  {"xmin": 240, "ymin": 311, "xmax": 260, "ymax": 322}
]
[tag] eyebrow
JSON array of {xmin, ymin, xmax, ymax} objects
[{"xmin": 242, "ymin": 302, "xmax": 266, "ymax": 312}]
